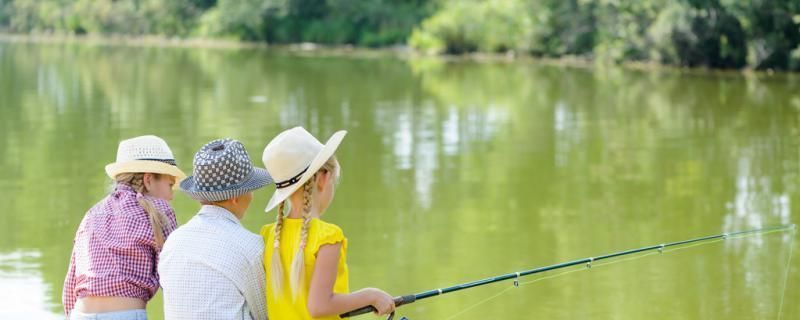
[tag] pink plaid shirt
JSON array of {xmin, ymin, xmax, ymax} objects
[{"xmin": 62, "ymin": 184, "xmax": 177, "ymax": 316}]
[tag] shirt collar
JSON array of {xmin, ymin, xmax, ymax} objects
[
  {"xmin": 198, "ymin": 205, "xmax": 242, "ymax": 225},
  {"xmin": 115, "ymin": 183, "xmax": 136, "ymax": 193}
]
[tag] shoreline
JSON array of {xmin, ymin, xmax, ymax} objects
[
  {"xmin": 0, "ymin": 33, "xmax": 794, "ymax": 77},
  {"xmin": 0, "ymin": 33, "xmax": 265, "ymax": 49}
]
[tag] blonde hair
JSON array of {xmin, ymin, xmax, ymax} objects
[
  {"xmin": 270, "ymin": 156, "xmax": 340, "ymax": 299},
  {"xmin": 115, "ymin": 172, "xmax": 168, "ymax": 248}
]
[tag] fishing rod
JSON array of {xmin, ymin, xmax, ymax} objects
[{"xmin": 341, "ymin": 224, "xmax": 795, "ymax": 319}]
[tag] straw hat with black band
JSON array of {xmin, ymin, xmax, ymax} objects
[
  {"xmin": 262, "ymin": 127, "xmax": 347, "ymax": 212},
  {"xmin": 105, "ymin": 135, "xmax": 187, "ymax": 186}
]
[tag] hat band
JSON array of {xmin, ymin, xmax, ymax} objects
[
  {"xmin": 275, "ymin": 166, "xmax": 309, "ymax": 189},
  {"xmin": 138, "ymin": 158, "xmax": 177, "ymax": 166}
]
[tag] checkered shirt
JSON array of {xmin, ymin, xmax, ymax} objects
[
  {"xmin": 158, "ymin": 205, "xmax": 267, "ymax": 320},
  {"xmin": 62, "ymin": 184, "xmax": 178, "ymax": 316}
]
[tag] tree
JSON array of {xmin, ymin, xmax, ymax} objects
[{"xmin": 648, "ymin": 1, "xmax": 747, "ymax": 68}]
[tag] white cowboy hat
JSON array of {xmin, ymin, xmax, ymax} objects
[
  {"xmin": 105, "ymin": 135, "xmax": 187, "ymax": 185},
  {"xmin": 262, "ymin": 127, "xmax": 347, "ymax": 212},
  {"xmin": 180, "ymin": 138, "xmax": 273, "ymax": 202}
]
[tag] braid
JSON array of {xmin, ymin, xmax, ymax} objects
[
  {"xmin": 289, "ymin": 177, "xmax": 315, "ymax": 299},
  {"xmin": 274, "ymin": 202, "xmax": 286, "ymax": 249},
  {"xmin": 303, "ymin": 176, "xmax": 313, "ymax": 214},
  {"xmin": 128, "ymin": 174, "xmax": 144, "ymax": 191},
  {"xmin": 117, "ymin": 173, "xmax": 166, "ymax": 248},
  {"xmin": 270, "ymin": 201, "xmax": 286, "ymax": 295},
  {"xmin": 299, "ymin": 176, "xmax": 314, "ymax": 250}
]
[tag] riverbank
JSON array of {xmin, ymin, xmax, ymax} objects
[
  {"xmin": 0, "ymin": 33, "xmax": 264, "ymax": 49},
  {"xmin": 1, "ymin": 33, "xmax": 795, "ymax": 78}
]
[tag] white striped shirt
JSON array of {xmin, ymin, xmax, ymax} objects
[{"xmin": 159, "ymin": 205, "xmax": 267, "ymax": 320}]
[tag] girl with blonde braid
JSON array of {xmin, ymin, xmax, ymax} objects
[
  {"xmin": 62, "ymin": 135, "xmax": 186, "ymax": 320},
  {"xmin": 261, "ymin": 127, "xmax": 395, "ymax": 319}
]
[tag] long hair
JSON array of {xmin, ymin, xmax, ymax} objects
[
  {"xmin": 270, "ymin": 156, "xmax": 340, "ymax": 299},
  {"xmin": 115, "ymin": 172, "xmax": 168, "ymax": 247}
]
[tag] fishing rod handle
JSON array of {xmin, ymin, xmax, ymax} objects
[{"xmin": 340, "ymin": 295, "xmax": 416, "ymax": 318}]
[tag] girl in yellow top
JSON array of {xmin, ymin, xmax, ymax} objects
[{"xmin": 261, "ymin": 127, "xmax": 395, "ymax": 320}]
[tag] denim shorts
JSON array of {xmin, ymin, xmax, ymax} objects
[{"xmin": 69, "ymin": 309, "xmax": 147, "ymax": 320}]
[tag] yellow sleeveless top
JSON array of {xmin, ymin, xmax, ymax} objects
[{"xmin": 261, "ymin": 218, "xmax": 349, "ymax": 320}]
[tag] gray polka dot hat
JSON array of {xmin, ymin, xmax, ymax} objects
[{"xmin": 180, "ymin": 138, "xmax": 273, "ymax": 202}]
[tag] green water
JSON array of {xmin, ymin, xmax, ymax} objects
[{"xmin": 0, "ymin": 41, "xmax": 798, "ymax": 319}]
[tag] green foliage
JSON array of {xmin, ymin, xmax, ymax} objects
[
  {"xmin": 408, "ymin": 0, "xmax": 533, "ymax": 54},
  {"xmin": 5, "ymin": 0, "xmax": 68, "ymax": 33},
  {"xmin": 648, "ymin": 2, "xmax": 747, "ymax": 68},
  {"xmin": 264, "ymin": 0, "xmax": 433, "ymax": 46},
  {"xmin": 68, "ymin": 0, "xmax": 148, "ymax": 34},
  {"xmin": 591, "ymin": 0, "xmax": 664, "ymax": 63},
  {"xmin": 196, "ymin": 0, "xmax": 275, "ymax": 40},
  {"xmin": 724, "ymin": 0, "xmax": 800, "ymax": 70},
  {"xmin": 3, "ymin": 0, "xmax": 210, "ymax": 36},
  {"xmin": 1, "ymin": 0, "xmax": 799, "ymax": 70},
  {"xmin": 0, "ymin": 0, "xmax": 9, "ymax": 28},
  {"xmin": 527, "ymin": 0, "xmax": 596, "ymax": 56},
  {"xmin": 792, "ymin": 45, "xmax": 800, "ymax": 70},
  {"xmin": 144, "ymin": 0, "xmax": 208, "ymax": 36},
  {"xmin": 410, "ymin": 0, "xmax": 800, "ymax": 70}
]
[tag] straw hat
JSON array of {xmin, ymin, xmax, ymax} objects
[
  {"xmin": 105, "ymin": 135, "xmax": 187, "ymax": 183},
  {"xmin": 262, "ymin": 127, "xmax": 347, "ymax": 212},
  {"xmin": 180, "ymin": 138, "xmax": 273, "ymax": 202}
]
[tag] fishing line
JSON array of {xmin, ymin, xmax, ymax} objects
[
  {"xmin": 341, "ymin": 225, "xmax": 795, "ymax": 319},
  {"xmin": 776, "ymin": 226, "xmax": 796, "ymax": 320},
  {"xmin": 437, "ymin": 226, "xmax": 795, "ymax": 320}
]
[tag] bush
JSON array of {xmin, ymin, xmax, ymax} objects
[
  {"xmin": 592, "ymin": 1, "xmax": 664, "ymax": 63},
  {"xmin": 790, "ymin": 45, "xmax": 800, "ymax": 70},
  {"xmin": 5, "ymin": 0, "xmax": 61, "ymax": 32},
  {"xmin": 721, "ymin": 0, "xmax": 800, "ymax": 70},
  {"xmin": 260, "ymin": 0, "xmax": 431, "ymax": 46},
  {"xmin": 199, "ymin": 0, "xmax": 274, "ymax": 40},
  {"xmin": 409, "ymin": 0, "xmax": 532, "ymax": 54},
  {"xmin": 0, "ymin": 0, "xmax": 7, "ymax": 28},
  {"xmin": 648, "ymin": 2, "xmax": 747, "ymax": 68},
  {"xmin": 527, "ymin": 0, "xmax": 596, "ymax": 57},
  {"xmin": 143, "ymin": 0, "xmax": 206, "ymax": 36},
  {"xmin": 302, "ymin": 18, "xmax": 357, "ymax": 44}
]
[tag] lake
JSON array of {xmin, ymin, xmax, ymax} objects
[{"xmin": 0, "ymin": 40, "xmax": 797, "ymax": 319}]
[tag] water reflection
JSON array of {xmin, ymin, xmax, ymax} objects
[
  {"xmin": 0, "ymin": 251, "xmax": 61, "ymax": 320},
  {"xmin": 726, "ymin": 156, "xmax": 792, "ymax": 236},
  {"xmin": 553, "ymin": 101, "xmax": 583, "ymax": 168}
]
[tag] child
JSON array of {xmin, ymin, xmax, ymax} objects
[
  {"xmin": 159, "ymin": 138, "xmax": 271, "ymax": 320},
  {"xmin": 261, "ymin": 127, "xmax": 395, "ymax": 319},
  {"xmin": 62, "ymin": 135, "xmax": 186, "ymax": 319}
]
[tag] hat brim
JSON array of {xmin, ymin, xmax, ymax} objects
[
  {"xmin": 180, "ymin": 167, "xmax": 273, "ymax": 202},
  {"xmin": 264, "ymin": 130, "xmax": 347, "ymax": 212},
  {"xmin": 106, "ymin": 160, "xmax": 187, "ymax": 189}
]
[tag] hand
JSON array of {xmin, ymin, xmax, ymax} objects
[{"xmin": 366, "ymin": 288, "xmax": 396, "ymax": 316}]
